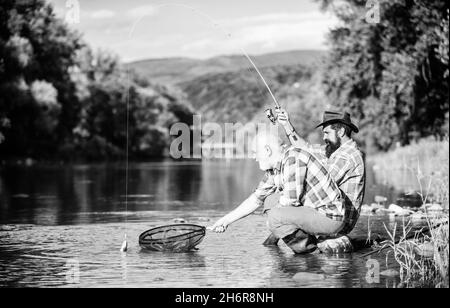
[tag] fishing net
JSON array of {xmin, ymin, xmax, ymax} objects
[{"xmin": 139, "ymin": 224, "xmax": 206, "ymax": 252}]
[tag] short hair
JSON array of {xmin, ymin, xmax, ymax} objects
[
  {"xmin": 330, "ymin": 123, "xmax": 352, "ymax": 138},
  {"xmin": 254, "ymin": 129, "xmax": 284, "ymax": 151}
]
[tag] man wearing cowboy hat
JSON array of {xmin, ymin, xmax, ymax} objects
[
  {"xmin": 209, "ymin": 109, "xmax": 365, "ymax": 254},
  {"xmin": 270, "ymin": 108, "xmax": 366, "ymax": 250}
]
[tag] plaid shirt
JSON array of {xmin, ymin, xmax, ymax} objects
[
  {"xmin": 310, "ymin": 139, "xmax": 366, "ymax": 233},
  {"xmin": 254, "ymin": 139, "xmax": 365, "ymax": 235}
]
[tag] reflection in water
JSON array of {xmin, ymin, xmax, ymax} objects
[
  {"xmin": 0, "ymin": 161, "xmax": 265, "ymax": 224},
  {"xmin": 264, "ymin": 244, "xmax": 355, "ymax": 288},
  {"xmin": 0, "ymin": 160, "xmax": 419, "ymax": 287}
]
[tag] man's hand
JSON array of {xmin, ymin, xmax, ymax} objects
[
  {"xmin": 275, "ymin": 108, "xmax": 294, "ymax": 133},
  {"xmin": 206, "ymin": 194, "xmax": 261, "ymax": 233},
  {"xmin": 275, "ymin": 108, "xmax": 289, "ymax": 126},
  {"xmin": 207, "ymin": 217, "xmax": 229, "ymax": 233}
]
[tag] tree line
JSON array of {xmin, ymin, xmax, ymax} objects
[
  {"xmin": 1, "ymin": 0, "xmax": 448, "ymax": 161},
  {"xmin": 0, "ymin": 0, "xmax": 193, "ymax": 161}
]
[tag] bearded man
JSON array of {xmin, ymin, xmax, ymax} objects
[{"xmin": 273, "ymin": 110, "xmax": 366, "ymax": 242}]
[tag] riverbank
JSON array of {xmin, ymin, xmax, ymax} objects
[
  {"xmin": 368, "ymin": 138, "xmax": 449, "ymax": 288},
  {"xmin": 369, "ymin": 138, "xmax": 449, "ymax": 207}
]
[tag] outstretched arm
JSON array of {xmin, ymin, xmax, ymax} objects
[
  {"xmin": 208, "ymin": 194, "xmax": 262, "ymax": 233},
  {"xmin": 209, "ymin": 171, "xmax": 277, "ymax": 233}
]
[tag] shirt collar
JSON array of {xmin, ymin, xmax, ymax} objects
[
  {"xmin": 330, "ymin": 138, "xmax": 356, "ymax": 159},
  {"xmin": 340, "ymin": 139, "xmax": 355, "ymax": 148},
  {"xmin": 273, "ymin": 144, "xmax": 291, "ymax": 172}
]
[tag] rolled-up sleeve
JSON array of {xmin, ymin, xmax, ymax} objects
[{"xmin": 253, "ymin": 171, "xmax": 277, "ymax": 207}]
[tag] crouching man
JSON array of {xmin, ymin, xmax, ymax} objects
[{"xmin": 209, "ymin": 111, "xmax": 365, "ymax": 254}]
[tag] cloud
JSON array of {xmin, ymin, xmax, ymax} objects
[
  {"xmin": 53, "ymin": 3, "xmax": 338, "ymax": 61},
  {"xmin": 89, "ymin": 9, "xmax": 116, "ymax": 19},
  {"xmin": 111, "ymin": 34, "xmax": 186, "ymax": 62},
  {"xmin": 218, "ymin": 11, "xmax": 336, "ymax": 27},
  {"xmin": 127, "ymin": 5, "xmax": 158, "ymax": 19},
  {"xmin": 180, "ymin": 12, "xmax": 339, "ymax": 57}
]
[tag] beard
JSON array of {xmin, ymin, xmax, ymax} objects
[{"xmin": 325, "ymin": 137, "xmax": 341, "ymax": 158}]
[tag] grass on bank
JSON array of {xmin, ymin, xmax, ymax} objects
[
  {"xmin": 382, "ymin": 217, "xmax": 449, "ymax": 288},
  {"xmin": 370, "ymin": 137, "xmax": 449, "ymax": 288},
  {"xmin": 370, "ymin": 137, "xmax": 449, "ymax": 207}
]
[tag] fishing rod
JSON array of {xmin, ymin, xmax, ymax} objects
[
  {"xmin": 360, "ymin": 220, "xmax": 448, "ymax": 258},
  {"xmin": 123, "ymin": 3, "xmax": 284, "ymax": 251},
  {"xmin": 237, "ymin": 52, "xmax": 281, "ymax": 124}
]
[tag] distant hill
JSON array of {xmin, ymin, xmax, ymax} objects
[
  {"xmin": 127, "ymin": 50, "xmax": 326, "ymax": 85},
  {"xmin": 177, "ymin": 64, "xmax": 312, "ymax": 123},
  {"xmin": 127, "ymin": 50, "xmax": 330, "ymax": 143},
  {"xmin": 176, "ymin": 62, "xmax": 329, "ymax": 137}
]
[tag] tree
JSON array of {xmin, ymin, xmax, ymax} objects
[
  {"xmin": 0, "ymin": 1, "xmax": 194, "ymax": 161},
  {"xmin": 0, "ymin": 0, "xmax": 83, "ymax": 158},
  {"xmin": 317, "ymin": 0, "xmax": 449, "ymax": 152},
  {"xmin": 64, "ymin": 48, "xmax": 194, "ymax": 160}
]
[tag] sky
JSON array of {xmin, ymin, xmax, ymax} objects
[{"xmin": 48, "ymin": 0, "xmax": 339, "ymax": 62}]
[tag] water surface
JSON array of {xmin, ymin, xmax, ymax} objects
[{"xmin": 0, "ymin": 160, "xmax": 424, "ymax": 287}]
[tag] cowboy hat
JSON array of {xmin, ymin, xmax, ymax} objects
[{"xmin": 316, "ymin": 111, "xmax": 359, "ymax": 133}]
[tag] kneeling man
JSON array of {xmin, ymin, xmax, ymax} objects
[{"xmin": 209, "ymin": 119, "xmax": 363, "ymax": 253}]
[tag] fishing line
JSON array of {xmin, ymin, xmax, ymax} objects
[
  {"xmin": 240, "ymin": 52, "xmax": 280, "ymax": 108},
  {"xmin": 120, "ymin": 64, "xmax": 131, "ymax": 253},
  {"xmin": 122, "ymin": 3, "xmax": 287, "ymax": 250},
  {"xmin": 128, "ymin": 2, "xmax": 280, "ymax": 107}
]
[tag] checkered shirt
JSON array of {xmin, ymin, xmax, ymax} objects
[
  {"xmin": 310, "ymin": 139, "xmax": 366, "ymax": 233},
  {"xmin": 254, "ymin": 140, "xmax": 365, "ymax": 235}
]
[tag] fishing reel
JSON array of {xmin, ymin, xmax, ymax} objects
[{"xmin": 265, "ymin": 108, "xmax": 278, "ymax": 124}]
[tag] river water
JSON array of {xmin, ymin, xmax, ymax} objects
[{"xmin": 0, "ymin": 160, "xmax": 425, "ymax": 288}]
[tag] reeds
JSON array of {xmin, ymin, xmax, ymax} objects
[
  {"xmin": 425, "ymin": 216, "xmax": 449, "ymax": 288},
  {"xmin": 371, "ymin": 137, "xmax": 449, "ymax": 287},
  {"xmin": 381, "ymin": 217, "xmax": 449, "ymax": 288}
]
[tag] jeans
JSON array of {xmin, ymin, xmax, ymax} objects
[{"xmin": 266, "ymin": 206, "xmax": 345, "ymax": 240}]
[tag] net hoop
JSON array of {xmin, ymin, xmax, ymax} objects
[{"xmin": 139, "ymin": 224, "xmax": 206, "ymax": 252}]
